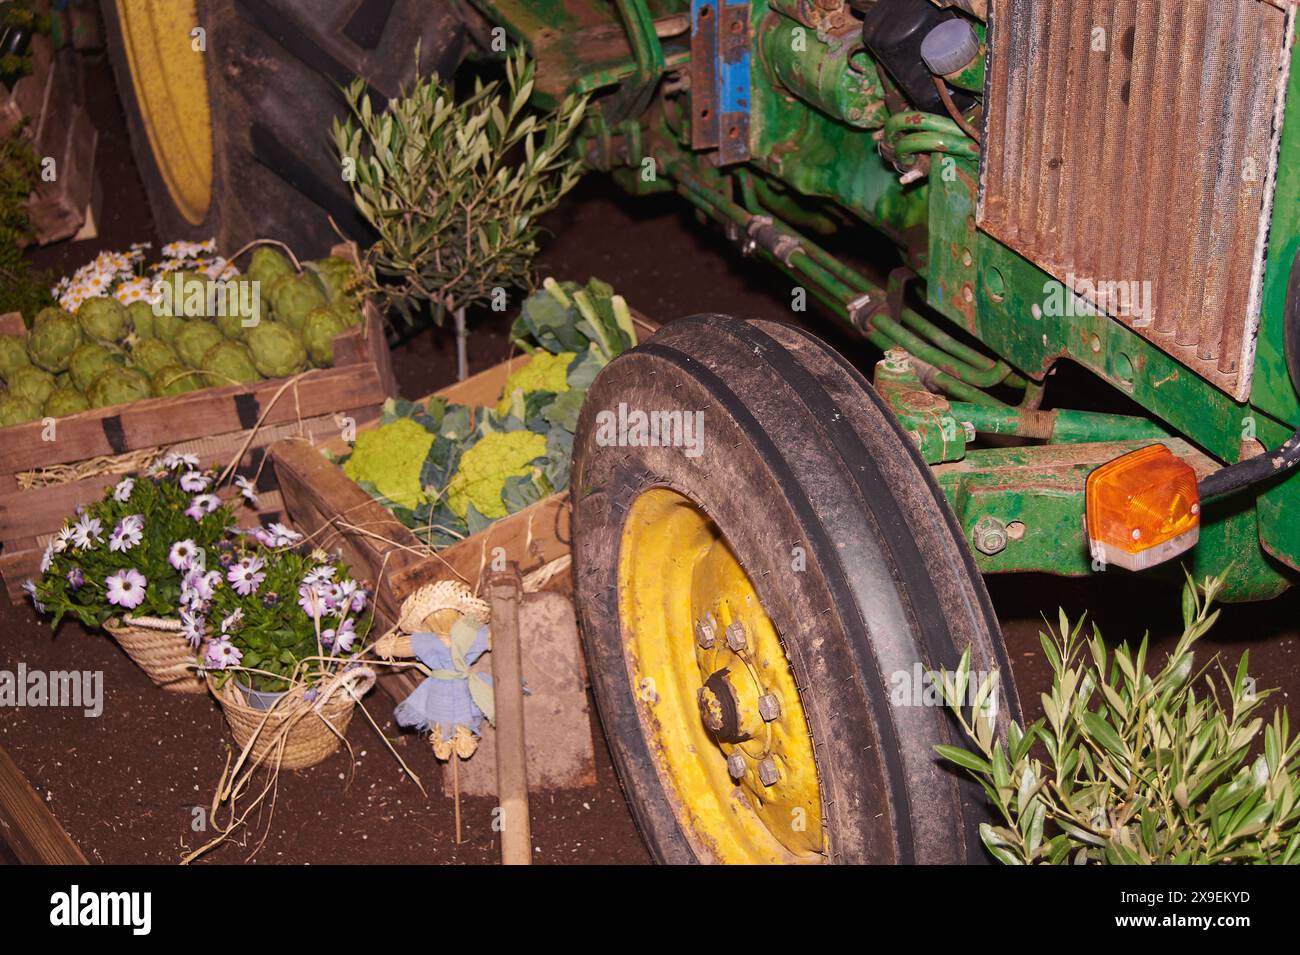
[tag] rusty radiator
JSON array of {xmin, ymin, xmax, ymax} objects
[{"xmin": 978, "ymin": 0, "xmax": 1295, "ymax": 399}]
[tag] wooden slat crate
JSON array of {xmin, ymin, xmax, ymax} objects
[
  {"xmin": 0, "ymin": 31, "xmax": 98, "ymax": 244},
  {"xmin": 0, "ymin": 251, "xmax": 397, "ymax": 602}
]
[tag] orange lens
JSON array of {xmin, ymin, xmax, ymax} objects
[{"xmin": 1085, "ymin": 444, "xmax": 1200, "ymax": 571}]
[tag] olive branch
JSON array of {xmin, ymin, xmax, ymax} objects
[
  {"xmin": 333, "ymin": 46, "xmax": 588, "ymax": 379},
  {"xmin": 937, "ymin": 572, "xmax": 1300, "ymax": 864}
]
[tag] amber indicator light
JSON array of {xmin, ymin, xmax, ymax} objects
[{"xmin": 1085, "ymin": 445, "xmax": 1200, "ymax": 571}]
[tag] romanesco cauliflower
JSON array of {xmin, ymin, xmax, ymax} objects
[
  {"xmin": 447, "ymin": 429, "xmax": 547, "ymax": 519},
  {"xmin": 495, "ymin": 351, "xmax": 575, "ymax": 416},
  {"xmin": 343, "ymin": 418, "xmax": 435, "ymax": 510}
]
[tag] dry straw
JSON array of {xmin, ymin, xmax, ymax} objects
[{"xmin": 210, "ymin": 665, "xmax": 376, "ymax": 771}]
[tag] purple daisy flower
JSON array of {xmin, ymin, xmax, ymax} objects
[
  {"xmin": 185, "ymin": 494, "xmax": 222, "ymax": 521},
  {"xmin": 169, "ymin": 539, "xmax": 200, "ymax": 570},
  {"xmin": 180, "ymin": 610, "xmax": 205, "ymax": 649},
  {"xmin": 203, "ymin": 639, "xmax": 242, "ymax": 670},
  {"xmin": 179, "ymin": 471, "xmax": 210, "ymax": 493},
  {"xmin": 227, "ymin": 556, "xmax": 266, "ymax": 596},
  {"xmin": 105, "ymin": 568, "xmax": 147, "ymax": 610}
]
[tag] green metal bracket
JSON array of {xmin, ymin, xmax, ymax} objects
[
  {"xmin": 604, "ymin": 0, "xmax": 667, "ymax": 125},
  {"xmin": 933, "ymin": 439, "xmax": 1292, "ymax": 601}
]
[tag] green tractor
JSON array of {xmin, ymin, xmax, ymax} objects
[{"xmin": 106, "ymin": 0, "xmax": 1300, "ymax": 863}]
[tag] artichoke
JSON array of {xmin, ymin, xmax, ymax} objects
[
  {"xmin": 89, "ymin": 366, "xmax": 153, "ymax": 407},
  {"xmin": 331, "ymin": 301, "xmax": 364, "ymax": 328},
  {"xmin": 33, "ymin": 306, "xmax": 73, "ymax": 326},
  {"xmin": 127, "ymin": 300, "xmax": 156, "ymax": 339},
  {"xmin": 0, "ymin": 334, "xmax": 31, "ymax": 381},
  {"xmin": 308, "ymin": 256, "xmax": 359, "ymax": 304},
  {"xmin": 129, "ymin": 338, "xmax": 180, "ymax": 377},
  {"xmin": 268, "ymin": 273, "xmax": 326, "ymax": 329},
  {"xmin": 215, "ymin": 278, "xmax": 264, "ymax": 339},
  {"xmin": 202, "ymin": 340, "xmax": 261, "ymax": 384},
  {"xmin": 27, "ymin": 313, "xmax": 82, "ymax": 372},
  {"xmin": 152, "ymin": 310, "xmax": 183, "ymax": 345},
  {"xmin": 247, "ymin": 247, "xmax": 295, "ymax": 290},
  {"xmin": 44, "ymin": 386, "xmax": 90, "ymax": 417},
  {"xmin": 246, "ymin": 322, "xmax": 307, "ymax": 378},
  {"xmin": 76, "ymin": 296, "xmax": 129, "ymax": 343},
  {"xmin": 152, "ymin": 364, "xmax": 205, "ymax": 396},
  {"xmin": 174, "ymin": 321, "xmax": 224, "ymax": 369},
  {"xmin": 301, "ymin": 305, "xmax": 349, "ymax": 367},
  {"xmin": 0, "ymin": 393, "xmax": 40, "ymax": 426},
  {"xmin": 8, "ymin": 365, "xmax": 56, "ymax": 406},
  {"xmin": 69, "ymin": 342, "xmax": 124, "ymax": 393}
]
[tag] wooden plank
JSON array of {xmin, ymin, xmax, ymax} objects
[
  {"xmin": 0, "ymin": 361, "xmax": 383, "ymax": 472},
  {"xmin": 29, "ymin": 105, "xmax": 96, "ymax": 245},
  {"xmin": 389, "ymin": 494, "xmax": 571, "ymax": 601},
  {"xmin": 0, "ymin": 412, "xmax": 345, "ymax": 540},
  {"xmin": 0, "ymin": 744, "xmax": 86, "ymax": 865}
]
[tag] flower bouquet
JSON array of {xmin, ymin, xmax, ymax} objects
[
  {"xmin": 29, "ymin": 454, "xmax": 239, "ymax": 692},
  {"xmin": 196, "ymin": 536, "xmax": 376, "ymax": 770}
]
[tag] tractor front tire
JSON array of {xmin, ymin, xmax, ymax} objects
[{"xmin": 572, "ymin": 315, "xmax": 1021, "ymax": 864}]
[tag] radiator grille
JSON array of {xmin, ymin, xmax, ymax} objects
[{"xmin": 978, "ymin": 0, "xmax": 1294, "ymax": 398}]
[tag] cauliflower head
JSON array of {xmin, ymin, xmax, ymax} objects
[
  {"xmin": 343, "ymin": 417, "xmax": 435, "ymax": 511},
  {"xmin": 495, "ymin": 351, "xmax": 575, "ymax": 416},
  {"xmin": 446, "ymin": 429, "xmax": 547, "ymax": 520}
]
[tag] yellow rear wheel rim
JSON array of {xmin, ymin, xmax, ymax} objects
[
  {"xmin": 619, "ymin": 487, "xmax": 825, "ymax": 863},
  {"xmin": 116, "ymin": 0, "xmax": 212, "ymax": 224}
]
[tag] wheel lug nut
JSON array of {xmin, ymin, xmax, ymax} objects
[
  {"xmin": 726, "ymin": 751, "xmax": 747, "ymax": 780},
  {"xmin": 758, "ymin": 757, "xmax": 779, "ymax": 787},
  {"xmin": 758, "ymin": 693, "xmax": 781, "ymax": 721},
  {"xmin": 725, "ymin": 620, "xmax": 747, "ymax": 651},
  {"xmin": 695, "ymin": 614, "xmax": 716, "ymax": 649}
]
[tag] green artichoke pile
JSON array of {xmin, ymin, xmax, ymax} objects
[{"xmin": 0, "ymin": 248, "xmax": 365, "ymax": 425}]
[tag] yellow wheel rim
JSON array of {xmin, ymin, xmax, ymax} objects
[
  {"xmin": 115, "ymin": 0, "xmax": 212, "ymax": 224},
  {"xmin": 619, "ymin": 488, "xmax": 825, "ymax": 863}
]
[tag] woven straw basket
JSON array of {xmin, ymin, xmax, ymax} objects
[
  {"xmin": 212, "ymin": 667, "xmax": 375, "ymax": 771},
  {"xmin": 104, "ymin": 616, "xmax": 206, "ymax": 694}
]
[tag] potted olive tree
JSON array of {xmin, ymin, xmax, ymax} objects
[{"xmin": 333, "ymin": 47, "xmax": 587, "ymax": 380}]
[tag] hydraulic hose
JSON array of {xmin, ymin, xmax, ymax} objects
[{"xmin": 1198, "ymin": 254, "xmax": 1300, "ymax": 501}]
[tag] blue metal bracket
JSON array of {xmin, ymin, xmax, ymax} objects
[{"xmin": 690, "ymin": 0, "xmax": 751, "ymax": 164}]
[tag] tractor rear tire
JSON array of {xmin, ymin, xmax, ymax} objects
[
  {"xmin": 571, "ymin": 315, "xmax": 1021, "ymax": 864},
  {"xmin": 101, "ymin": 0, "xmax": 471, "ymax": 256}
]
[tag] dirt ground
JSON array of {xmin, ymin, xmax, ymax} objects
[{"xmin": 3, "ymin": 52, "xmax": 1298, "ymax": 865}]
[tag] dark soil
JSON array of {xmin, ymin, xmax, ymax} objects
[{"xmin": 3, "ymin": 51, "xmax": 1298, "ymax": 866}]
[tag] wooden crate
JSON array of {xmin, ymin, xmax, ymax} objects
[
  {"xmin": 270, "ymin": 357, "xmax": 572, "ymax": 636},
  {"xmin": 0, "ymin": 32, "xmax": 98, "ymax": 244},
  {"xmin": 0, "ymin": 259, "xmax": 397, "ymax": 601}
]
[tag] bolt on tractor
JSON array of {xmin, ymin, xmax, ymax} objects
[{"xmin": 104, "ymin": 0, "xmax": 1300, "ymax": 863}]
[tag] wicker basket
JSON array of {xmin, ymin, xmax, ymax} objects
[
  {"xmin": 211, "ymin": 667, "xmax": 375, "ymax": 771},
  {"xmin": 104, "ymin": 616, "xmax": 206, "ymax": 694}
]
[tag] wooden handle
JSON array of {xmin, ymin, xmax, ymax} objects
[{"xmin": 488, "ymin": 566, "xmax": 531, "ymax": 865}]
